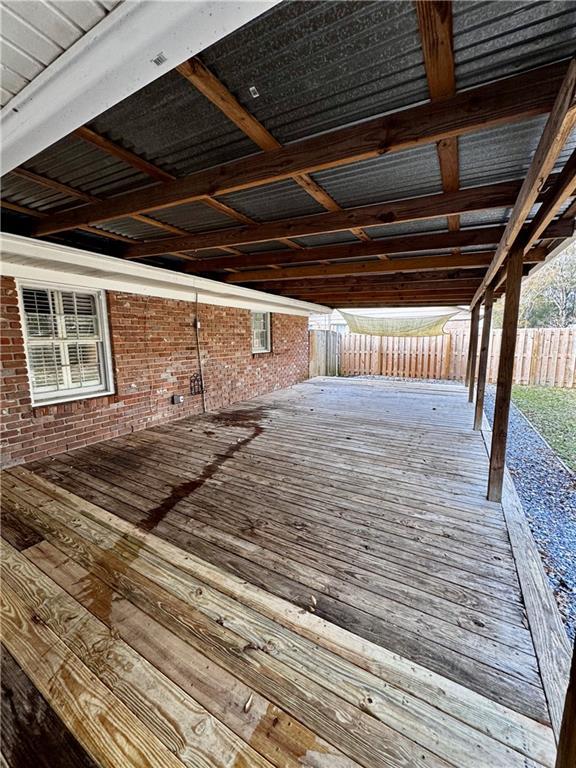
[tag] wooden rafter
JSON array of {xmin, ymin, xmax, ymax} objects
[
  {"xmin": 123, "ymin": 179, "xmax": 527, "ymax": 258},
  {"xmin": 7, "ymin": 165, "xmax": 192, "ymax": 240},
  {"xmin": 73, "ymin": 124, "xmax": 294, "ymax": 254},
  {"xmin": 74, "ymin": 127, "xmax": 175, "ymax": 182},
  {"xmin": 177, "ymin": 57, "xmax": 370, "ymax": 242},
  {"xmin": 184, "ymin": 220, "xmax": 570, "ymax": 273},
  {"xmin": 225, "ymin": 248, "xmax": 546, "ymax": 283},
  {"xmin": 416, "ymin": 1, "xmax": 460, "ymax": 234},
  {"xmin": 471, "ymin": 58, "xmax": 576, "ymax": 307},
  {"xmin": 523, "ymin": 146, "xmax": 576, "ymax": 246},
  {"xmin": 0, "ymin": 199, "xmax": 136, "ymax": 243},
  {"xmin": 33, "ymin": 61, "xmax": 571, "ymax": 236},
  {"xmin": 226, "ymin": 252, "xmax": 496, "ymax": 282},
  {"xmin": 251, "ymin": 269, "xmax": 488, "ymax": 291}
]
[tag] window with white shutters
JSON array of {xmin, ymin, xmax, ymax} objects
[
  {"xmin": 20, "ymin": 285, "xmax": 114, "ymax": 404},
  {"xmin": 251, "ymin": 312, "xmax": 271, "ymax": 353}
]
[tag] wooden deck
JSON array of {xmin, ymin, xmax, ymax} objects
[{"xmin": 1, "ymin": 378, "xmax": 569, "ymax": 768}]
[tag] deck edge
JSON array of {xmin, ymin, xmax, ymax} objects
[{"xmin": 481, "ymin": 419, "xmax": 571, "ymax": 740}]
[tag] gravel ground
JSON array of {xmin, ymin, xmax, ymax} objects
[{"xmin": 484, "ymin": 385, "xmax": 576, "ymax": 642}]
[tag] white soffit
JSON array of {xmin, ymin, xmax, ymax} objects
[
  {"xmin": 1, "ymin": 0, "xmax": 281, "ymax": 173},
  {"xmin": 1, "ymin": 0, "xmax": 123, "ymax": 108},
  {"xmin": 0, "ymin": 233, "xmax": 331, "ymax": 317}
]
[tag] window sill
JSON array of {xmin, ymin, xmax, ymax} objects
[{"xmin": 31, "ymin": 388, "xmax": 116, "ymax": 409}]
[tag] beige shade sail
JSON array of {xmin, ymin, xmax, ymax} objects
[{"xmin": 339, "ymin": 310, "xmax": 460, "ymax": 337}]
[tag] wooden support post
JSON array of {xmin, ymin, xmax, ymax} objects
[
  {"xmin": 555, "ymin": 639, "xmax": 576, "ymax": 768},
  {"xmin": 474, "ymin": 288, "xmax": 494, "ymax": 429},
  {"xmin": 464, "ymin": 304, "xmax": 479, "ymax": 387},
  {"xmin": 487, "ymin": 245, "xmax": 524, "ymax": 501},
  {"xmin": 467, "ymin": 303, "xmax": 480, "ymax": 402}
]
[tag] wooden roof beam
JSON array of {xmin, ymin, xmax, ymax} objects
[
  {"xmin": 176, "ymin": 57, "xmax": 370, "ymax": 242},
  {"xmin": 123, "ymin": 179, "xmax": 529, "ymax": 258},
  {"xmin": 183, "ymin": 219, "xmax": 570, "ymax": 272},
  {"xmin": 0, "ymin": 199, "xmax": 136, "ymax": 243},
  {"xmin": 9, "ymin": 165, "xmax": 194, "ymax": 241},
  {"xmin": 33, "ymin": 60, "xmax": 572, "ymax": 236},
  {"xmin": 226, "ymin": 248, "xmax": 546, "ymax": 283},
  {"xmin": 73, "ymin": 124, "xmax": 278, "ymax": 254},
  {"xmin": 416, "ymin": 1, "xmax": 460, "ymax": 234},
  {"xmin": 471, "ymin": 58, "xmax": 576, "ymax": 307}
]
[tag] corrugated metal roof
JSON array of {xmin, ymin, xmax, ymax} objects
[
  {"xmin": 454, "ymin": 0, "xmax": 576, "ymax": 90},
  {"xmin": 0, "ymin": 0, "xmax": 122, "ymax": 107},
  {"xmin": 311, "ymin": 145, "xmax": 443, "ymax": 208},
  {"xmin": 1, "ymin": 171, "xmax": 75, "ymax": 211},
  {"xmin": 87, "ymin": 70, "xmax": 259, "ymax": 178},
  {"xmin": 23, "ymin": 135, "xmax": 153, "ymax": 198},
  {"xmin": 148, "ymin": 201, "xmax": 239, "ymax": 233},
  {"xmin": 1, "ymin": 0, "xmax": 573, "ymax": 288},
  {"xmin": 368, "ymin": 219, "xmax": 451, "ymax": 239},
  {"xmin": 234, "ymin": 240, "xmax": 293, "ymax": 254},
  {"xmin": 91, "ymin": 217, "xmax": 171, "ymax": 242},
  {"xmin": 460, "ymin": 208, "xmax": 510, "ymax": 227},
  {"xmin": 202, "ymin": 0, "xmax": 429, "ymax": 143},
  {"xmin": 219, "ymin": 179, "xmax": 326, "ymax": 222},
  {"xmin": 460, "ymin": 119, "xmax": 576, "ymax": 188},
  {"xmin": 294, "ymin": 232, "xmax": 359, "ymax": 247}
]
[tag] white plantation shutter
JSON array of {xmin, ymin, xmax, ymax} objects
[
  {"xmin": 21, "ymin": 286, "xmax": 113, "ymax": 403},
  {"xmin": 251, "ymin": 312, "xmax": 271, "ymax": 353}
]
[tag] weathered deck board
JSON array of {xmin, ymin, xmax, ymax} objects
[{"xmin": 1, "ymin": 378, "xmax": 565, "ymax": 767}]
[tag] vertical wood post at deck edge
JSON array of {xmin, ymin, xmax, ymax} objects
[
  {"xmin": 555, "ymin": 639, "xmax": 576, "ymax": 768},
  {"xmin": 467, "ymin": 303, "xmax": 481, "ymax": 402},
  {"xmin": 488, "ymin": 245, "xmax": 524, "ymax": 501},
  {"xmin": 474, "ymin": 288, "xmax": 494, "ymax": 429}
]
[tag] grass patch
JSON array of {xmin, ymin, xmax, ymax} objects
[{"xmin": 511, "ymin": 385, "xmax": 576, "ymax": 471}]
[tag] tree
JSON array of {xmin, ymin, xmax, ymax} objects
[
  {"xmin": 488, "ymin": 244, "xmax": 575, "ymax": 329},
  {"xmin": 518, "ymin": 244, "xmax": 576, "ymax": 328}
]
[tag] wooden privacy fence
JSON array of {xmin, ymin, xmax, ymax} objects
[
  {"xmin": 339, "ymin": 327, "xmax": 576, "ymax": 387},
  {"xmin": 309, "ymin": 330, "xmax": 340, "ymax": 377}
]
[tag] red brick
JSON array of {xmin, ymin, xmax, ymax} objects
[{"xmin": 1, "ymin": 277, "xmax": 308, "ymax": 467}]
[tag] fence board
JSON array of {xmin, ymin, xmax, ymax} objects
[{"xmin": 339, "ymin": 328, "xmax": 576, "ymax": 387}]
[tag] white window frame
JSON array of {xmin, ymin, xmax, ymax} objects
[
  {"xmin": 251, "ymin": 311, "xmax": 271, "ymax": 354},
  {"xmin": 17, "ymin": 280, "xmax": 115, "ymax": 406}
]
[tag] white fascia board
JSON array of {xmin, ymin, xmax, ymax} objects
[
  {"xmin": 0, "ymin": 234, "xmax": 331, "ymax": 317},
  {"xmin": 1, "ymin": 0, "xmax": 280, "ymax": 173}
]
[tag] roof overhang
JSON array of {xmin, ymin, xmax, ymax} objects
[
  {"xmin": 0, "ymin": 234, "xmax": 330, "ymax": 317},
  {"xmin": 1, "ymin": 0, "xmax": 280, "ymax": 173}
]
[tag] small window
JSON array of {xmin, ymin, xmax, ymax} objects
[
  {"xmin": 20, "ymin": 284, "xmax": 114, "ymax": 405},
  {"xmin": 251, "ymin": 311, "xmax": 271, "ymax": 353}
]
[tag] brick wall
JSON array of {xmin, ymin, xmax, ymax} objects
[{"xmin": 0, "ymin": 277, "xmax": 309, "ymax": 467}]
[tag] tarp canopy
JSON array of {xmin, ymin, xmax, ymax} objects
[{"xmin": 339, "ymin": 309, "xmax": 459, "ymax": 337}]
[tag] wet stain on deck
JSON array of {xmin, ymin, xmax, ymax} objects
[
  {"xmin": 139, "ymin": 406, "xmax": 267, "ymax": 533},
  {"xmin": 79, "ymin": 407, "xmax": 267, "ymax": 625}
]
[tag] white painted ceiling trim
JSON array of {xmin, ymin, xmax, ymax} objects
[
  {"xmin": 0, "ymin": 234, "xmax": 331, "ymax": 317},
  {"xmin": 1, "ymin": 0, "xmax": 280, "ymax": 173}
]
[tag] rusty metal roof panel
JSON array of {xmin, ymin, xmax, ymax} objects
[
  {"xmin": 218, "ymin": 179, "xmax": 326, "ymax": 222},
  {"xmin": 22, "ymin": 135, "xmax": 153, "ymax": 199},
  {"xmin": 311, "ymin": 145, "xmax": 443, "ymax": 208},
  {"xmin": 201, "ymin": 0, "xmax": 428, "ymax": 144},
  {"xmin": 453, "ymin": 0, "xmax": 576, "ymax": 90}
]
